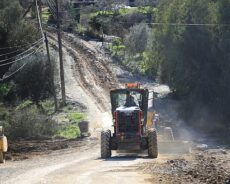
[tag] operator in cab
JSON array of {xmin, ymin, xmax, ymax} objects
[{"xmin": 124, "ymin": 91, "xmax": 137, "ymax": 107}]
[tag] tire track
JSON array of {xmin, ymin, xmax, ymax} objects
[
  {"xmin": 45, "ymin": 30, "xmax": 118, "ymax": 112},
  {"xmin": 63, "ymin": 33, "xmax": 118, "ymax": 90}
]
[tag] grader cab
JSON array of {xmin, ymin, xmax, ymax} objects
[{"xmin": 100, "ymin": 83, "xmax": 158, "ymax": 158}]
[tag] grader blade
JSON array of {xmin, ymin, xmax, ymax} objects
[{"xmin": 158, "ymin": 141, "xmax": 191, "ymax": 154}]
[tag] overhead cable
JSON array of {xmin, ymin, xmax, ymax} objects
[
  {"xmin": 118, "ymin": 21, "xmax": 230, "ymax": 27},
  {"xmin": 0, "ymin": 37, "xmax": 43, "ymax": 50},
  {"xmin": 0, "ymin": 49, "xmax": 24, "ymax": 57},
  {"xmin": 0, "ymin": 45, "xmax": 43, "ymax": 67},
  {"xmin": 0, "ymin": 46, "xmax": 43, "ymax": 82},
  {"xmin": 0, "ymin": 39, "xmax": 44, "ymax": 63}
]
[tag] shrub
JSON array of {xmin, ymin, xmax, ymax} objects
[
  {"xmin": 67, "ymin": 112, "xmax": 85, "ymax": 123},
  {"xmin": 39, "ymin": 100, "xmax": 55, "ymax": 115},
  {"xmin": 0, "ymin": 84, "xmax": 11, "ymax": 99},
  {"xmin": 0, "ymin": 82, "xmax": 17, "ymax": 102},
  {"xmin": 125, "ymin": 23, "xmax": 151, "ymax": 56},
  {"xmin": 5, "ymin": 101, "xmax": 56, "ymax": 139},
  {"xmin": 15, "ymin": 100, "xmax": 33, "ymax": 110},
  {"xmin": 89, "ymin": 12, "xmax": 147, "ymax": 38},
  {"xmin": 56, "ymin": 124, "xmax": 80, "ymax": 139},
  {"xmin": 0, "ymin": 104, "xmax": 9, "ymax": 121},
  {"xmin": 8, "ymin": 52, "xmax": 52, "ymax": 104}
]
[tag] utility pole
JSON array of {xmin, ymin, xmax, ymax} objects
[
  {"xmin": 55, "ymin": 0, "xmax": 66, "ymax": 106},
  {"xmin": 44, "ymin": 32, "xmax": 58, "ymax": 112},
  {"xmin": 31, "ymin": 0, "xmax": 36, "ymax": 18},
  {"xmin": 38, "ymin": 0, "xmax": 42, "ymax": 20}
]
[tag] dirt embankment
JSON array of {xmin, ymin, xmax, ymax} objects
[
  {"xmin": 141, "ymin": 149, "xmax": 230, "ymax": 184},
  {"xmin": 7, "ymin": 137, "xmax": 98, "ymax": 161},
  {"xmin": 46, "ymin": 29, "xmax": 119, "ymax": 112}
]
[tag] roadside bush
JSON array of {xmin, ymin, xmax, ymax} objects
[
  {"xmin": 89, "ymin": 12, "xmax": 147, "ymax": 38},
  {"xmin": 122, "ymin": 23, "xmax": 154, "ymax": 74},
  {"xmin": 39, "ymin": 100, "xmax": 55, "ymax": 115},
  {"xmin": 0, "ymin": 104, "xmax": 9, "ymax": 121},
  {"xmin": 1, "ymin": 100, "xmax": 86, "ymax": 140},
  {"xmin": 0, "ymin": 84, "xmax": 11, "ymax": 99},
  {"xmin": 125, "ymin": 23, "xmax": 151, "ymax": 55},
  {"xmin": 5, "ymin": 101, "xmax": 56, "ymax": 139},
  {"xmin": 67, "ymin": 112, "xmax": 85, "ymax": 123},
  {"xmin": 15, "ymin": 100, "xmax": 33, "ymax": 110},
  {"xmin": 0, "ymin": 82, "xmax": 18, "ymax": 102},
  {"xmin": 89, "ymin": 14, "xmax": 112, "ymax": 34},
  {"xmin": 56, "ymin": 124, "xmax": 80, "ymax": 139},
  {"xmin": 8, "ymin": 52, "xmax": 52, "ymax": 104},
  {"xmin": 121, "ymin": 12, "xmax": 148, "ymax": 27}
]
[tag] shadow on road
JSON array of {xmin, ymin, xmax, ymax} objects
[{"xmin": 96, "ymin": 154, "xmax": 152, "ymax": 161}]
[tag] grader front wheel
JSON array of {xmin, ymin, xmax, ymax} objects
[
  {"xmin": 101, "ymin": 130, "xmax": 111, "ymax": 158},
  {"xmin": 148, "ymin": 128, "xmax": 158, "ymax": 158}
]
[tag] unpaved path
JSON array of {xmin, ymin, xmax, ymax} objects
[
  {"xmin": 1, "ymin": 140, "xmax": 154, "ymax": 184},
  {"xmin": 47, "ymin": 31, "xmax": 114, "ymax": 131},
  {"xmin": 0, "ymin": 31, "xmax": 156, "ymax": 184},
  {"xmin": 1, "ymin": 31, "xmax": 229, "ymax": 184}
]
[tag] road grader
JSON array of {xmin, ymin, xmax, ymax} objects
[
  {"xmin": 101, "ymin": 83, "xmax": 158, "ymax": 158},
  {"xmin": 100, "ymin": 83, "xmax": 190, "ymax": 158},
  {"xmin": 0, "ymin": 126, "xmax": 8, "ymax": 163}
]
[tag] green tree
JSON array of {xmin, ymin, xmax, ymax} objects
[
  {"xmin": 150, "ymin": 0, "xmax": 230, "ymax": 130},
  {"xmin": 125, "ymin": 23, "xmax": 151, "ymax": 56},
  {"xmin": 7, "ymin": 52, "xmax": 52, "ymax": 105},
  {"xmin": 0, "ymin": 0, "xmax": 38, "ymax": 78}
]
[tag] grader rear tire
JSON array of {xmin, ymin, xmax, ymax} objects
[
  {"xmin": 101, "ymin": 130, "xmax": 111, "ymax": 158},
  {"xmin": 148, "ymin": 128, "xmax": 158, "ymax": 158},
  {"xmin": 0, "ymin": 151, "xmax": 5, "ymax": 163}
]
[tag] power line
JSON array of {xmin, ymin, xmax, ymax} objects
[
  {"xmin": 150, "ymin": 22, "xmax": 230, "ymax": 27},
  {"xmin": 0, "ymin": 45, "xmax": 29, "ymax": 50},
  {"xmin": 0, "ymin": 49, "xmax": 23, "ymax": 57},
  {"xmin": 0, "ymin": 44, "xmax": 43, "ymax": 67},
  {"xmin": 1, "ymin": 61, "xmax": 28, "ymax": 82},
  {"xmin": 0, "ymin": 46, "xmax": 43, "ymax": 82},
  {"xmin": 117, "ymin": 21, "xmax": 230, "ymax": 27},
  {"xmin": 0, "ymin": 38, "xmax": 43, "ymax": 62},
  {"xmin": 0, "ymin": 39, "xmax": 44, "ymax": 63},
  {"xmin": 0, "ymin": 38, "xmax": 43, "ymax": 50}
]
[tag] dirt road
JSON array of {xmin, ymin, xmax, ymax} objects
[
  {"xmin": 0, "ymin": 139, "xmax": 155, "ymax": 184},
  {"xmin": 0, "ymin": 31, "xmax": 155, "ymax": 184},
  {"xmin": 1, "ymin": 139, "xmax": 229, "ymax": 184},
  {"xmin": 0, "ymin": 31, "xmax": 229, "ymax": 184}
]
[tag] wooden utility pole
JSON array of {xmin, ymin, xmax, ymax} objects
[
  {"xmin": 44, "ymin": 32, "xmax": 58, "ymax": 112},
  {"xmin": 55, "ymin": 0, "xmax": 66, "ymax": 106},
  {"xmin": 38, "ymin": 0, "xmax": 42, "ymax": 20}
]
